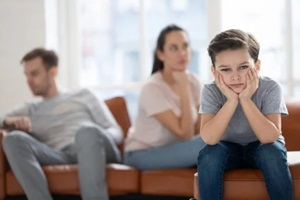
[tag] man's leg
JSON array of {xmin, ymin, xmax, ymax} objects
[
  {"xmin": 197, "ymin": 141, "xmax": 243, "ymax": 200},
  {"xmin": 2, "ymin": 131, "xmax": 73, "ymax": 200},
  {"xmin": 246, "ymin": 140, "xmax": 293, "ymax": 200},
  {"xmin": 123, "ymin": 135, "xmax": 206, "ymax": 171},
  {"xmin": 75, "ymin": 125, "xmax": 121, "ymax": 200}
]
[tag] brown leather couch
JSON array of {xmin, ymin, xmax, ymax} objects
[
  {"xmin": 193, "ymin": 99, "xmax": 300, "ymax": 200},
  {"xmin": 1, "ymin": 97, "xmax": 299, "ymax": 200}
]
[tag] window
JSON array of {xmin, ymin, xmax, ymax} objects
[
  {"xmin": 51, "ymin": 0, "xmax": 300, "ymax": 119},
  {"xmin": 76, "ymin": 0, "xmax": 207, "ymax": 119}
]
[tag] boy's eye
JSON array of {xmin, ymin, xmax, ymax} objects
[
  {"xmin": 220, "ymin": 68, "xmax": 231, "ymax": 72},
  {"xmin": 240, "ymin": 65, "xmax": 249, "ymax": 70}
]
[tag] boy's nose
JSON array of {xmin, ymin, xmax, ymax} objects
[{"xmin": 231, "ymin": 72, "xmax": 241, "ymax": 81}]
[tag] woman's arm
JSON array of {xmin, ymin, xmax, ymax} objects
[{"xmin": 154, "ymin": 82, "xmax": 194, "ymax": 140}]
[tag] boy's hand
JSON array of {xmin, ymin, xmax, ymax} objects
[
  {"xmin": 214, "ymin": 71, "xmax": 238, "ymax": 101},
  {"xmin": 239, "ymin": 68, "xmax": 259, "ymax": 100},
  {"xmin": 4, "ymin": 116, "xmax": 32, "ymax": 133}
]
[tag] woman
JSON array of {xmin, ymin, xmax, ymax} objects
[{"xmin": 123, "ymin": 24, "xmax": 206, "ymax": 171}]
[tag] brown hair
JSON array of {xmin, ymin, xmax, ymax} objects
[
  {"xmin": 208, "ymin": 29, "xmax": 260, "ymax": 67},
  {"xmin": 21, "ymin": 48, "xmax": 58, "ymax": 70}
]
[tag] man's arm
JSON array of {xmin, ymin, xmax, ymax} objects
[
  {"xmin": 82, "ymin": 89, "xmax": 123, "ymax": 144},
  {"xmin": 0, "ymin": 104, "xmax": 31, "ymax": 132}
]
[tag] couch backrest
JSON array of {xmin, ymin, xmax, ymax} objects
[
  {"xmin": 282, "ymin": 99, "xmax": 300, "ymax": 151},
  {"xmin": 104, "ymin": 96, "xmax": 300, "ymax": 152},
  {"xmin": 105, "ymin": 96, "xmax": 131, "ymax": 153}
]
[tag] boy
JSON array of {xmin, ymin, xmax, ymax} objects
[{"xmin": 197, "ymin": 29, "xmax": 293, "ymax": 200}]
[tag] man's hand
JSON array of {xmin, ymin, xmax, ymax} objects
[
  {"xmin": 4, "ymin": 116, "xmax": 32, "ymax": 133},
  {"xmin": 239, "ymin": 68, "xmax": 259, "ymax": 100}
]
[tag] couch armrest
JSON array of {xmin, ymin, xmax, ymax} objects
[
  {"xmin": 0, "ymin": 129, "xmax": 8, "ymax": 199},
  {"xmin": 283, "ymin": 99, "xmax": 300, "ymax": 151}
]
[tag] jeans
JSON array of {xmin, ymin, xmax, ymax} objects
[
  {"xmin": 2, "ymin": 125, "xmax": 120, "ymax": 200},
  {"xmin": 197, "ymin": 140, "xmax": 293, "ymax": 200},
  {"xmin": 124, "ymin": 135, "xmax": 206, "ymax": 171}
]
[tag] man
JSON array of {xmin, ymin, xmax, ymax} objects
[{"xmin": 0, "ymin": 48, "xmax": 123, "ymax": 200}]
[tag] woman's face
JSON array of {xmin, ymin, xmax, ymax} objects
[
  {"xmin": 212, "ymin": 48, "xmax": 260, "ymax": 94},
  {"xmin": 157, "ymin": 30, "xmax": 191, "ymax": 72}
]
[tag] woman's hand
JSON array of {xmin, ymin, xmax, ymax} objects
[{"xmin": 172, "ymin": 70, "xmax": 189, "ymax": 85}]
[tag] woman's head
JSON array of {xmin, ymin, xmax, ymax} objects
[{"xmin": 151, "ymin": 24, "xmax": 190, "ymax": 74}]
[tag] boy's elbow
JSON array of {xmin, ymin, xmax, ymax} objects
[
  {"xmin": 201, "ymin": 136, "xmax": 218, "ymax": 145},
  {"xmin": 259, "ymin": 134, "xmax": 279, "ymax": 144}
]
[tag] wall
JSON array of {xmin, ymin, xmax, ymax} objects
[{"xmin": 0, "ymin": 0, "xmax": 45, "ymax": 114}]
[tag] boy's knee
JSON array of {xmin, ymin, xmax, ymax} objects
[
  {"xmin": 198, "ymin": 144, "xmax": 227, "ymax": 166},
  {"xmin": 256, "ymin": 143, "xmax": 287, "ymax": 163}
]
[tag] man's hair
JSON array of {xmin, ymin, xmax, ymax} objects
[
  {"xmin": 20, "ymin": 48, "xmax": 58, "ymax": 70},
  {"xmin": 208, "ymin": 29, "xmax": 260, "ymax": 67}
]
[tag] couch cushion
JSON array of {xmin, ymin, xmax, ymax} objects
[
  {"xmin": 141, "ymin": 168, "xmax": 196, "ymax": 197},
  {"xmin": 6, "ymin": 163, "xmax": 139, "ymax": 196}
]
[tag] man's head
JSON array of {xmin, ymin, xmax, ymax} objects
[
  {"xmin": 208, "ymin": 29, "xmax": 261, "ymax": 94},
  {"xmin": 21, "ymin": 48, "xmax": 59, "ymax": 98}
]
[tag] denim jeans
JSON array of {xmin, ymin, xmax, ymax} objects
[
  {"xmin": 124, "ymin": 135, "xmax": 206, "ymax": 171},
  {"xmin": 197, "ymin": 140, "xmax": 293, "ymax": 200}
]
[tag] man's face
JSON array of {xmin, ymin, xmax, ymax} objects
[
  {"xmin": 23, "ymin": 57, "xmax": 53, "ymax": 97},
  {"xmin": 213, "ymin": 48, "xmax": 260, "ymax": 94}
]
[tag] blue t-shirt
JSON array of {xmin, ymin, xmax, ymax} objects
[{"xmin": 200, "ymin": 76, "xmax": 288, "ymax": 145}]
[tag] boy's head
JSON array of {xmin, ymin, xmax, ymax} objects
[
  {"xmin": 208, "ymin": 29, "xmax": 261, "ymax": 94},
  {"xmin": 208, "ymin": 29, "xmax": 260, "ymax": 67}
]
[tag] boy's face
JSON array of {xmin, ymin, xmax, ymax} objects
[{"xmin": 212, "ymin": 48, "xmax": 260, "ymax": 94}]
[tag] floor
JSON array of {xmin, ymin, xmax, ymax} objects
[{"xmin": 5, "ymin": 194, "xmax": 192, "ymax": 200}]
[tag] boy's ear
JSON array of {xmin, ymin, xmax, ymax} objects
[
  {"xmin": 255, "ymin": 59, "xmax": 261, "ymax": 72},
  {"xmin": 211, "ymin": 65, "xmax": 216, "ymax": 74}
]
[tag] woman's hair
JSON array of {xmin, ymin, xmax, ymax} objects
[
  {"xmin": 21, "ymin": 47, "xmax": 58, "ymax": 70},
  {"xmin": 208, "ymin": 29, "xmax": 260, "ymax": 67},
  {"xmin": 151, "ymin": 24, "xmax": 186, "ymax": 74}
]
